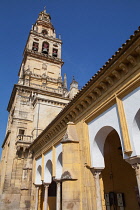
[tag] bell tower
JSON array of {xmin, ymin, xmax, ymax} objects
[
  {"xmin": 19, "ymin": 9, "xmax": 63, "ymax": 91},
  {"xmin": 0, "ymin": 9, "xmax": 72, "ymax": 210}
]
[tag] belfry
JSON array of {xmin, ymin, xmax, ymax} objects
[{"xmin": 1, "ymin": 9, "xmax": 140, "ymax": 210}]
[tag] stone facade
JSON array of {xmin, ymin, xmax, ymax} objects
[{"xmin": 1, "ymin": 9, "xmax": 140, "ymax": 210}]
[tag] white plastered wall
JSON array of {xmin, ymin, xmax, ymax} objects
[
  {"xmin": 44, "ymin": 150, "xmax": 52, "ymax": 183},
  {"xmin": 88, "ymin": 105, "xmax": 123, "ymax": 168},
  {"xmin": 55, "ymin": 143, "xmax": 62, "ymax": 179},
  {"xmin": 35, "ymin": 156, "xmax": 42, "ymax": 184},
  {"xmin": 122, "ymin": 87, "xmax": 140, "ymax": 157}
]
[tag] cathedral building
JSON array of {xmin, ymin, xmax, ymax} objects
[{"xmin": 0, "ymin": 9, "xmax": 140, "ymax": 210}]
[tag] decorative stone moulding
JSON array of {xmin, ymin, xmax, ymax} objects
[
  {"xmin": 75, "ymin": 105, "xmax": 82, "ymax": 113},
  {"xmin": 88, "ymin": 92, "xmax": 97, "ymax": 101},
  {"xmin": 99, "ymin": 82, "xmax": 107, "ymax": 91},
  {"xmin": 135, "ymin": 45, "xmax": 140, "ymax": 54},
  {"xmin": 94, "ymin": 87, "xmax": 102, "ymax": 96},
  {"xmin": 85, "ymin": 96, "xmax": 92, "ymax": 105},
  {"xmin": 119, "ymin": 63, "xmax": 128, "ymax": 74},
  {"xmin": 106, "ymin": 76, "xmax": 114, "ymax": 86},
  {"xmin": 127, "ymin": 55, "xmax": 137, "ymax": 66},
  {"xmin": 81, "ymin": 100, "xmax": 87, "ymax": 108},
  {"xmin": 112, "ymin": 70, "xmax": 121, "ymax": 80},
  {"xmin": 69, "ymin": 111, "xmax": 76, "ymax": 119}
]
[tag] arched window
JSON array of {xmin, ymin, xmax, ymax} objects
[
  {"xmin": 42, "ymin": 42, "xmax": 49, "ymax": 54},
  {"xmin": 32, "ymin": 42, "xmax": 39, "ymax": 51},
  {"xmin": 52, "ymin": 48, "xmax": 58, "ymax": 57}
]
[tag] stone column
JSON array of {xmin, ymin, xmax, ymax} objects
[
  {"xmin": 35, "ymin": 186, "xmax": 39, "ymax": 210},
  {"xmin": 126, "ymin": 158, "xmax": 140, "ymax": 197},
  {"xmin": 44, "ymin": 184, "xmax": 49, "ymax": 210},
  {"xmin": 54, "ymin": 179, "xmax": 61, "ymax": 210},
  {"xmin": 132, "ymin": 163, "xmax": 140, "ymax": 195},
  {"xmin": 91, "ymin": 168, "xmax": 103, "ymax": 210}
]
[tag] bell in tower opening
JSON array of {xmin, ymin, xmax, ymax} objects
[
  {"xmin": 32, "ymin": 42, "xmax": 39, "ymax": 51},
  {"xmin": 52, "ymin": 48, "xmax": 58, "ymax": 57},
  {"xmin": 42, "ymin": 41, "xmax": 49, "ymax": 54}
]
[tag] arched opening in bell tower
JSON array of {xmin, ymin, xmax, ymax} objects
[
  {"xmin": 32, "ymin": 42, "xmax": 39, "ymax": 51},
  {"xmin": 42, "ymin": 41, "xmax": 49, "ymax": 54},
  {"xmin": 101, "ymin": 129, "xmax": 139, "ymax": 209}
]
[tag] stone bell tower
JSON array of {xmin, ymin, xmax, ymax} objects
[{"xmin": 0, "ymin": 9, "xmax": 74, "ymax": 210}]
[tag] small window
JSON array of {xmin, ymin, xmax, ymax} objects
[
  {"xmin": 52, "ymin": 48, "xmax": 58, "ymax": 57},
  {"xmin": 42, "ymin": 29, "xmax": 48, "ymax": 35},
  {"xmin": 19, "ymin": 129, "xmax": 25, "ymax": 135},
  {"xmin": 32, "ymin": 42, "xmax": 39, "ymax": 51}
]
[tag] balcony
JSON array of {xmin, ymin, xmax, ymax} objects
[
  {"xmin": 17, "ymin": 134, "xmax": 32, "ymax": 143},
  {"xmin": 30, "ymin": 83, "xmax": 63, "ymax": 95},
  {"xmin": 16, "ymin": 134, "xmax": 33, "ymax": 151},
  {"xmin": 25, "ymin": 49, "xmax": 63, "ymax": 64}
]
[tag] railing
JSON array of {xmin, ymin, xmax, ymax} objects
[
  {"xmin": 25, "ymin": 49, "xmax": 63, "ymax": 63},
  {"xmin": 31, "ymin": 30, "xmax": 61, "ymax": 41},
  {"xmin": 30, "ymin": 83, "xmax": 63, "ymax": 94},
  {"xmin": 17, "ymin": 135, "xmax": 32, "ymax": 143}
]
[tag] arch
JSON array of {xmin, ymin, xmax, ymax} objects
[
  {"xmin": 132, "ymin": 109, "xmax": 140, "ymax": 155},
  {"xmin": 52, "ymin": 48, "xmax": 58, "ymax": 57},
  {"xmin": 91, "ymin": 126, "xmax": 120, "ymax": 168},
  {"xmin": 42, "ymin": 41, "xmax": 49, "ymax": 54},
  {"xmin": 45, "ymin": 159, "xmax": 52, "ymax": 183},
  {"xmin": 36, "ymin": 165, "xmax": 42, "ymax": 184},
  {"xmin": 56, "ymin": 152, "xmax": 62, "ymax": 179},
  {"xmin": 32, "ymin": 42, "xmax": 39, "ymax": 51},
  {"xmin": 102, "ymin": 130, "xmax": 139, "ymax": 209}
]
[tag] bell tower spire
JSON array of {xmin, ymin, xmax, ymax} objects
[{"xmin": 18, "ymin": 9, "xmax": 63, "ymax": 92}]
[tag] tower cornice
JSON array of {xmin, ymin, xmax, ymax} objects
[
  {"xmin": 30, "ymin": 30, "xmax": 62, "ymax": 43},
  {"xmin": 36, "ymin": 20, "xmax": 54, "ymax": 30},
  {"xmin": 7, "ymin": 84, "xmax": 70, "ymax": 112},
  {"xmin": 23, "ymin": 49, "xmax": 64, "ymax": 65}
]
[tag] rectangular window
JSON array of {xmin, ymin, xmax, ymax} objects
[{"xmin": 19, "ymin": 129, "xmax": 25, "ymax": 135}]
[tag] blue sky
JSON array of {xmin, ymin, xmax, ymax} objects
[{"xmin": 0, "ymin": 0, "xmax": 140, "ymax": 155}]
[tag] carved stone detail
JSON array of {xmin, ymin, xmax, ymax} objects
[
  {"xmin": 132, "ymin": 163, "xmax": 140, "ymax": 176},
  {"xmin": 106, "ymin": 76, "xmax": 114, "ymax": 86},
  {"xmin": 100, "ymin": 82, "xmax": 107, "ymax": 91},
  {"xmin": 76, "ymin": 105, "xmax": 82, "ymax": 112},
  {"xmin": 88, "ymin": 92, "xmax": 96, "ymax": 101},
  {"xmin": 81, "ymin": 101, "xmax": 87, "ymax": 108},
  {"xmin": 85, "ymin": 96, "xmax": 92, "ymax": 104},
  {"xmin": 119, "ymin": 63, "xmax": 128, "ymax": 74},
  {"xmin": 127, "ymin": 55, "xmax": 136, "ymax": 66},
  {"xmin": 69, "ymin": 111, "xmax": 76, "ymax": 118},
  {"xmin": 94, "ymin": 88, "xmax": 101, "ymax": 96},
  {"xmin": 135, "ymin": 46, "xmax": 140, "ymax": 54},
  {"xmin": 112, "ymin": 70, "xmax": 121, "ymax": 80}
]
